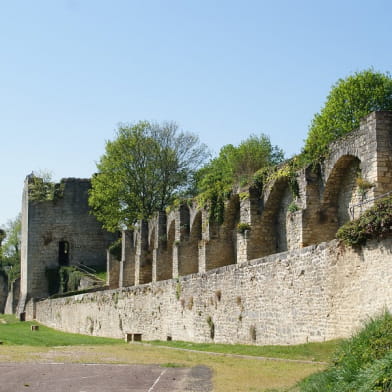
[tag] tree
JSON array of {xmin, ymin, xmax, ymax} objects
[
  {"xmin": 304, "ymin": 69, "xmax": 392, "ymax": 161},
  {"xmin": 196, "ymin": 134, "xmax": 284, "ymax": 222},
  {"xmin": 0, "ymin": 214, "xmax": 21, "ymax": 283},
  {"xmin": 197, "ymin": 133, "xmax": 284, "ymax": 195},
  {"xmin": 89, "ymin": 121, "xmax": 209, "ymax": 231}
]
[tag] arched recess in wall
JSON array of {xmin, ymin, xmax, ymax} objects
[
  {"xmin": 317, "ymin": 155, "xmax": 362, "ymax": 242},
  {"xmin": 205, "ymin": 194, "xmax": 240, "ymax": 270},
  {"xmin": 185, "ymin": 210, "xmax": 202, "ymax": 274},
  {"xmin": 258, "ymin": 178, "xmax": 294, "ymax": 256},
  {"xmin": 166, "ymin": 219, "xmax": 176, "ymax": 278},
  {"xmin": 58, "ymin": 240, "xmax": 70, "ymax": 266},
  {"xmin": 138, "ymin": 220, "xmax": 152, "ymax": 284},
  {"xmin": 177, "ymin": 205, "xmax": 200, "ymax": 276}
]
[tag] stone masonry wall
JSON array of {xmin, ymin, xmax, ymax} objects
[
  {"xmin": 32, "ymin": 237, "xmax": 392, "ymax": 345},
  {"xmin": 20, "ymin": 177, "xmax": 116, "ymax": 300},
  {"xmin": 113, "ymin": 112, "xmax": 392, "ymax": 292},
  {"xmin": 4, "ymin": 278, "xmax": 20, "ymax": 314}
]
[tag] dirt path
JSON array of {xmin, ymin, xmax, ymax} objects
[{"xmin": 0, "ymin": 362, "xmax": 212, "ymax": 392}]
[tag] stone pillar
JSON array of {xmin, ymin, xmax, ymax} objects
[
  {"xmin": 119, "ymin": 230, "xmax": 135, "ymax": 287},
  {"xmin": 197, "ymin": 210, "xmax": 209, "ymax": 273},
  {"xmin": 236, "ymin": 194, "xmax": 252, "ymax": 263},
  {"xmin": 375, "ymin": 112, "xmax": 392, "ymax": 195}
]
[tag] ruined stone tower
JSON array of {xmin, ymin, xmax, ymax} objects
[{"xmin": 19, "ymin": 176, "xmax": 115, "ymax": 309}]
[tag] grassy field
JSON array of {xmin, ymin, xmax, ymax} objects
[
  {"xmin": 0, "ymin": 314, "xmax": 122, "ymax": 346},
  {"xmin": 148, "ymin": 339, "xmax": 339, "ymax": 363},
  {"xmin": 0, "ymin": 314, "xmax": 329, "ymax": 391}
]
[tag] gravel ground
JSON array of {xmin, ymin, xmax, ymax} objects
[{"xmin": 0, "ymin": 362, "xmax": 212, "ymax": 392}]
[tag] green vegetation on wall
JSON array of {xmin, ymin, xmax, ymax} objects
[
  {"xmin": 303, "ymin": 69, "xmax": 392, "ymax": 162},
  {"xmin": 336, "ymin": 195, "xmax": 392, "ymax": 246},
  {"xmin": 28, "ymin": 171, "xmax": 64, "ymax": 202},
  {"xmin": 45, "ymin": 266, "xmax": 85, "ymax": 296},
  {"xmin": 195, "ymin": 134, "xmax": 284, "ymax": 222}
]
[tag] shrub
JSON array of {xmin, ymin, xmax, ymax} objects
[
  {"xmin": 303, "ymin": 69, "xmax": 392, "ymax": 162},
  {"xmin": 288, "ymin": 201, "xmax": 300, "ymax": 213},
  {"xmin": 299, "ymin": 312, "xmax": 392, "ymax": 392},
  {"xmin": 237, "ymin": 223, "xmax": 251, "ymax": 234},
  {"xmin": 336, "ymin": 195, "xmax": 392, "ymax": 246}
]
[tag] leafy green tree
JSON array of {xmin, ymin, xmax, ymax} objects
[
  {"xmin": 304, "ymin": 69, "xmax": 392, "ymax": 161},
  {"xmin": 0, "ymin": 214, "xmax": 21, "ymax": 283},
  {"xmin": 196, "ymin": 134, "xmax": 284, "ymax": 221},
  {"xmin": 197, "ymin": 133, "xmax": 284, "ymax": 194},
  {"xmin": 89, "ymin": 121, "xmax": 209, "ymax": 231}
]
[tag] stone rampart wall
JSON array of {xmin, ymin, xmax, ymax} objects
[
  {"xmin": 112, "ymin": 112, "xmax": 392, "ymax": 291},
  {"xmin": 32, "ymin": 237, "xmax": 392, "ymax": 345}
]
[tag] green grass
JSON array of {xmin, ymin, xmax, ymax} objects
[
  {"xmin": 0, "ymin": 313, "xmax": 329, "ymax": 391},
  {"xmin": 148, "ymin": 339, "xmax": 340, "ymax": 362},
  {"xmin": 95, "ymin": 271, "xmax": 107, "ymax": 281},
  {"xmin": 299, "ymin": 311, "xmax": 392, "ymax": 392},
  {"xmin": 0, "ymin": 314, "xmax": 123, "ymax": 346},
  {"xmin": 160, "ymin": 362, "xmax": 185, "ymax": 368}
]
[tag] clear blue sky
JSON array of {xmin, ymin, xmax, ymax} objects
[{"xmin": 1, "ymin": 0, "xmax": 392, "ymax": 225}]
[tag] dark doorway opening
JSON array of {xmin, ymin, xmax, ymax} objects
[{"xmin": 59, "ymin": 241, "xmax": 70, "ymax": 266}]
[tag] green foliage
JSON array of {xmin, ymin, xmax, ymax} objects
[
  {"xmin": 59, "ymin": 266, "xmax": 84, "ymax": 293},
  {"xmin": 252, "ymin": 157, "xmax": 301, "ymax": 198},
  {"xmin": 288, "ymin": 202, "xmax": 300, "ymax": 213},
  {"xmin": 108, "ymin": 237, "xmax": 122, "ymax": 260},
  {"xmin": 356, "ymin": 176, "xmax": 374, "ymax": 196},
  {"xmin": 304, "ymin": 69, "xmax": 392, "ymax": 162},
  {"xmin": 299, "ymin": 312, "xmax": 392, "ymax": 392},
  {"xmin": 89, "ymin": 121, "xmax": 208, "ymax": 232},
  {"xmin": 0, "ymin": 314, "xmax": 123, "ymax": 346},
  {"xmin": 236, "ymin": 222, "xmax": 251, "ymax": 234},
  {"xmin": 336, "ymin": 195, "xmax": 392, "ymax": 246},
  {"xmin": 0, "ymin": 214, "xmax": 21, "ymax": 286},
  {"xmin": 28, "ymin": 170, "xmax": 64, "ymax": 202},
  {"xmin": 196, "ymin": 134, "xmax": 284, "ymax": 222}
]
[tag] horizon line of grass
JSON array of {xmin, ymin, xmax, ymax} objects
[{"xmin": 147, "ymin": 339, "xmax": 340, "ymax": 363}]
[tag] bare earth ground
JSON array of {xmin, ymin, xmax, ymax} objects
[{"xmin": 0, "ymin": 362, "xmax": 212, "ymax": 392}]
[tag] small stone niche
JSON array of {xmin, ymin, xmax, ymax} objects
[
  {"xmin": 124, "ymin": 333, "xmax": 142, "ymax": 342},
  {"xmin": 133, "ymin": 333, "xmax": 142, "ymax": 342}
]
